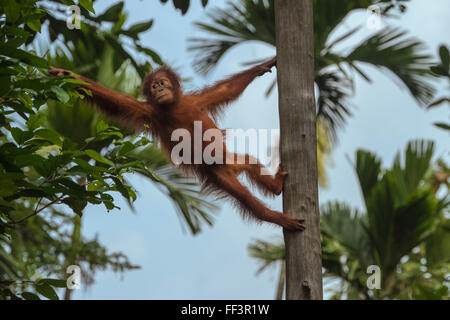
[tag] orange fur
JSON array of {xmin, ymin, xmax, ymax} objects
[{"xmin": 66, "ymin": 57, "xmax": 304, "ymax": 231}]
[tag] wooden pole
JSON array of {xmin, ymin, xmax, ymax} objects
[{"xmin": 274, "ymin": 0, "xmax": 323, "ymax": 300}]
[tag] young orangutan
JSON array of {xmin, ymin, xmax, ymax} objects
[{"xmin": 49, "ymin": 57, "xmax": 304, "ymax": 231}]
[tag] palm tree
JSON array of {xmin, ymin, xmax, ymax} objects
[
  {"xmin": 249, "ymin": 140, "xmax": 449, "ymax": 299},
  {"xmin": 188, "ymin": 0, "xmax": 436, "ymax": 184}
]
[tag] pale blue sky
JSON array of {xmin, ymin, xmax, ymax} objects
[{"xmin": 69, "ymin": 0, "xmax": 449, "ymax": 299}]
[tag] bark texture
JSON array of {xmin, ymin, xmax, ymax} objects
[{"xmin": 274, "ymin": 0, "xmax": 323, "ymax": 300}]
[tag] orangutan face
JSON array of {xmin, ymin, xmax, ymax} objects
[{"xmin": 150, "ymin": 73, "xmax": 175, "ymax": 105}]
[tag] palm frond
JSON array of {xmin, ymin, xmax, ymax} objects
[
  {"xmin": 188, "ymin": 1, "xmax": 429, "ymax": 148},
  {"xmin": 46, "ymin": 100, "xmax": 99, "ymax": 147},
  {"xmin": 361, "ymin": 140, "xmax": 441, "ymax": 277},
  {"xmin": 313, "ymin": 0, "xmax": 368, "ymax": 49},
  {"xmin": 0, "ymin": 246, "xmax": 21, "ymax": 280},
  {"xmin": 248, "ymin": 238, "xmax": 284, "ymax": 274},
  {"xmin": 365, "ymin": 180, "xmax": 439, "ymax": 275},
  {"xmin": 346, "ymin": 28, "xmax": 435, "ymax": 105},
  {"xmin": 189, "ymin": 0, "xmax": 408, "ymax": 75},
  {"xmin": 426, "ymin": 217, "xmax": 450, "ymax": 265},
  {"xmin": 391, "ymin": 190, "xmax": 439, "ymax": 256},
  {"xmin": 188, "ymin": 0, "xmax": 275, "ymax": 75},
  {"xmin": 321, "ymin": 202, "xmax": 374, "ymax": 266},
  {"xmin": 388, "ymin": 140, "xmax": 435, "ymax": 205},
  {"xmin": 315, "ymin": 71, "xmax": 353, "ymax": 142},
  {"xmin": 355, "ymin": 149, "xmax": 382, "ymax": 204}
]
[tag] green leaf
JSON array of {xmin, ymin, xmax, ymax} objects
[
  {"xmin": 105, "ymin": 35, "xmax": 144, "ymax": 78},
  {"xmin": 439, "ymin": 45, "xmax": 449, "ymax": 69},
  {"xmin": 79, "ymin": 87, "xmax": 92, "ymax": 96},
  {"xmin": 38, "ymin": 278, "xmax": 68, "ymax": 288},
  {"xmin": 85, "ymin": 149, "xmax": 115, "ymax": 167},
  {"xmin": 135, "ymin": 44, "xmax": 163, "ymax": 65},
  {"xmin": 11, "ymin": 127, "xmax": 26, "ymax": 145},
  {"xmin": 63, "ymin": 78, "xmax": 89, "ymax": 85},
  {"xmin": 0, "ymin": 76, "xmax": 12, "ymax": 96},
  {"xmin": 430, "ymin": 65, "xmax": 448, "ymax": 76},
  {"xmin": 0, "ymin": 177, "xmax": 16, "ymax": 197},
  {"xmin": 79, "ymin": 0, "xmax": 95, "ymax": 14},
  {"xmin": 433, "ymin": 122, "xmax": 450, "ymax": 131},
  {"xmin": 27, "ymin": 113, "xmax": 45, "ymax": 130},
  {"xmin": 0, "ymin": 46, "xmax": 49, "ymax": 68},
  {"xmin": 426, "ymin": 220, "xmax": 450, "ymax": 265},
  {"xmin": 97, "ymin": 1, "xmax": 124, "ymax": 21},
  {"xmin": 4, "ymin": 26, "xmax": 31, "ymax": 47},
  {"xmin": 3, "ymin": 0, "xmax": 20, "ymax": 22},
  {"xmin": 34, "ymin": 145, "xmax": 62, "ymax": 158},
  {"xmin": 118, "ymin": 141, "xmax": 137, "ymax": 156},
  {"xmin": 62, "ymin": 197, "xmax": 88, "ymax": 216},
  {"xmin": 126, "ymin": 20, "xmax": 154, "ymax": 36},
  {"xmin": 95, "ymin": 120, "xmax": 109, "ymax": 133},
  {"xmin": 71, "ymin": 158, "xmax": 108, "ymax": 174},
  {"xmin": 22, "ymin": 292, "xmax": 40, "ymax": 300},
  {"xmin": 427, "ymin": 97, "xmax": 450, "ymax": 109},
  {"xmin": 173, "ymin": 0, "xmax": 190, "ymax": 15},
  {"xmin": 54, "ymin": 177, "xmax": 86, "ymax": 194},
  {"xmin": 17, "ymin": 92, "xmax": 34, "ymax": 110},
  {"xmin": 51, "ymin": 86, "xmax": 70, "ymax": 103},
  {"xmin": 355, "ymin": 150, "xmax": 382, "ymax": 201},
  {"xmin": 26, "ymin": 19, "xmax": 42, "ymax": 33},
  {"xmin": 34, "ymin": 128, "xmax": 63, "ymax": 146},
  {"xmin": 112, "ymin": 177, "xmax": 132, "ymax": 205},
  {"xmin": 87, "ymin": 180, "xmax": 105, "ymax": 191},
  {"xmin": 35, "ymin": 283, "xmax": 59, "ymax": 300},
  {"xmin": 15, "ymin": 79, "xmax": 48, "ymax": 90},
  {"xmin": 102, "ymin": 198, "xmax": 116, "ymax": 211}
]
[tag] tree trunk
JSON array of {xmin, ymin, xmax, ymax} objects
[{"xmin": 274, "ymin": 0, "xmax": 323, "ymax": 300}]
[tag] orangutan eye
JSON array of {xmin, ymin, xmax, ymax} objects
[
  {"xmin": 152, "ymin": 84, "xmax": 158, "ymax": 89},
  {"xmin": 160, "ymin": 80, "xmax": 165, "ymax": 86}
]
